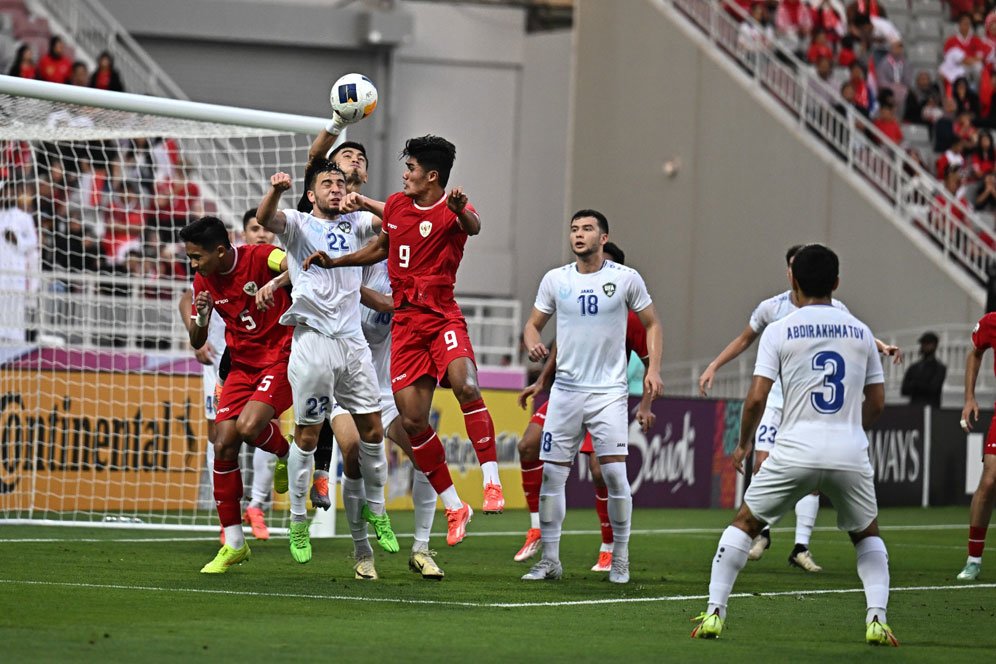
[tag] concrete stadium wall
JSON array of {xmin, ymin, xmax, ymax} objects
[{"xmin": 569, "ymin": 0, "xmax": 984, "ymax": 363}]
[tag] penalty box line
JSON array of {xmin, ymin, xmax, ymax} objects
[{"xmin": 0, "ymin": 578, "xmax": 992, "ymax": 609}]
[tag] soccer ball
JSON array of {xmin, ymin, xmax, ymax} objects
[{"xmin": 330, "ymin": 73, "xmax": 378, "ymax": 123}]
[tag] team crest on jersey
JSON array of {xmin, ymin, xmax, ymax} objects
[
  {"xmin": 243, "ymin": 281, "xmax": 258, "ymax": 296},
  {"xmin": 558, "ymin": 285, "xmax": 572, "ymax": 299},
  {"xmin": 419, "ymin": 221, "xmax": 432, "ymax": 237},
  {"xmin": 337, "ymin": 221, "xmax": 352, "ymax": 233},
  {"xmin": 602, "ymin": 282, "xmax": 617, "ymax": 297}
]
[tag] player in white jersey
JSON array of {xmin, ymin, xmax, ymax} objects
[
  {"xmin": 691, "ymin": 244, "xmax": 897, "ymax": 647},
  {"xmin": 521, "ymin": 209, "xmax": 664, "ymax": 584},
  {"xmin": 698, "ymin": 245, "xmax": 901, "ymax": 570},
  {"xmin": 256, "ymin": 160, "xmax": 385, "ymax": 579},
  {"xmin": 177, "ymin": 208, "xmax": 280, "ymax": 542}
]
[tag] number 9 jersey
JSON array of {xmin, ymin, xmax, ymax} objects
[{"xmin": 753, "ymin": 304, "xmax": 884, "ymax": 471}]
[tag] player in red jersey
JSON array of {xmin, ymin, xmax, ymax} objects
[
  {"xmin": 958, "ymin": 312, "xmax": 996, "ymax": 580},
  {"xmin": 180, "ymin": 215, "xmax": 292, "ymax": 573},
  {"xmin": 303, "ymin": 135, "xmax": 502, "ymax": 547},
  {"xmin": 514, "ymin": 242, "xmax": 654, "ymax": 571}
]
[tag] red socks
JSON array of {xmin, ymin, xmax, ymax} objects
[
  {"xmin": 595, "ymin": 484, "xmax": 613, "ymax": 545},
  {"xmin": 521, "ymin": 458, "xmax": 543, "ymax": 514},
  {"xmin": 251, "ymin": 420, "xmax": 289, "ymax": 457},
  {"xmin": 213, "ymin": 458, "xmax": 242, "ymax": 527},
  {"xmin": 969, "ymin": 526, "xmax": 988, "ymax": 557},
  {"xmin": 410, "ymin": 426, "xmax": 455, "ymax": 495},
  {"xmin": 461, "ymin": 398, "xmax": 498, "ymax": 465}
]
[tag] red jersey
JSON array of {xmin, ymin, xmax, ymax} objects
[
  {"xmin": 37, "ymin": 54, "xmax": 71, "ymax": 84},
  {"xmin": 191, "ymin": 243, "xmax": 292, "ymax": 369},
  {"xmin": 625, "ymin": 309, "xmax": 649, "ymax": 360},
  {"xmin": 973, "ymin": 314, "xmax": 996, "ymax": 368},
  {"xmin": 381, "ymin": 191, "xmax": 472, "ymax": 317}
]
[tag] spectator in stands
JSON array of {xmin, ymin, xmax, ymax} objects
[
  {"xmin": 953, "ymin": 76, "xmax": 981, "ymax": 117},
  {"xmin": 975, "ymin": 171, "xmax": 996, "ymax": 210},
  {"xmin": 849, "ymin": 61, "xmax": 876, "ymax": 115},
  {"xmin": 904, "ymin": 70, "xmax": 943, "ymax": 125},
  {"xmin": 900, "ymin": 331, "xmax": 946, "ymax": 409},
  {"xmin": 153, "ymin": 162, "xmax": 202, "ymax": 242},
  {"xmin": 0, "ymin": 182, "xmax": 40, "ymax": 342},
  {"xmin": 873, "ymin": 101, "xmax": 903, "ymax": 144},
  {"xmin": 37, "ymin": 36, "xmax": 72, "ymax": 85},
  {"xmin": 812, "ymin": 0, "xmax": 846, "ymax": 45},
  {"xmin": 933, "ymin": 96, "xmax": 961, "ymax": 152},
  {"xmin": 879, "ymin": 39, "xmax": 911, "ymax": 114},
  {"xmin": 737, "ymin": 2, "xmax": 774, "ymax": 58},
  {"xmin": 775, "ymin": 0, "xmax": 814, "ymax": 53},
  {"xmin": 838, "ymin": 34, "xmax": 860, "ymax": 67},
  {"xmin": 809, "ymin": 55, "xmax": 840, "ymax": 104},
  {"xmin": 7, "ymin": 44, "xmax": 36, "ymax": 79},
  {"xmin": 937, "ymin": 138, "xmax": 967, "ymax": 178},
  {"xmin": 941, "ymin": 14, "xmax": 985, "ymax": 85},
  {"xmin": 954, "ymin": 109, "xmax": 980, "ymax": 147},
  {"xmin": 89, "ymin": 51, "xmax": 124, "ymax": 92},
  {"xmin": 68, "ymin": 61, "xmax": 88, "ymax": 87},
  {"xmin": 42, "ymin": 215, "xmax": 100, "ymax": 275},
  {"xmin": 807, "ymin": 28, "xmax": 834, "ymax": 64},
  {"xmin": 972, "ymin": 130, "xmax": 996, "ymax": 178}
]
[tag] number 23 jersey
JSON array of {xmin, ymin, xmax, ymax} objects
[
  {"xmin": 534, "ymin": 260, "xmax": 652, "ymax": 395},
  {"xmin": 191, "ymin": 243, "xmax": 291, "ymax": 370},
  {"xmin": 754, "ymin": 304, "xmax": 883, "ymax": 470}
]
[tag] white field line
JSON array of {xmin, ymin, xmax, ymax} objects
[
  {"xmin": 0, "ymin": 578, "xmax": 991, "ymax": 609},
  {"xmin": 0, "ymin": 522, "xmax": 969, "ymax": 544}
]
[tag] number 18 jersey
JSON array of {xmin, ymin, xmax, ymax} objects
[
  {"xmin": 534, "ymin": 260, "xmax": 652, "ymax": 395},
  {"xmin": 754, "ymin": 304, "xmax": 884, "ymax": 471}
]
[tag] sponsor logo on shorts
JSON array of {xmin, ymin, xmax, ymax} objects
[
  {"xmin": 243, "ymin": 281, "xmax": 258, "ymax": 296},
  {"xmin": 602, "ymin": 282, "xmax": 616, "ymax": 297},
  {"xmin": 392, "ymin": 373, "xmax": 408, "ymax": 383},
  {"xmin": 419, "ymin": 221, "xmax": 432, "ymax": 237},
  {"xmin": 218, "ymin": 407, "xmax": 231, "ymax": 414}
]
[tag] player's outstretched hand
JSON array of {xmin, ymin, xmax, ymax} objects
[
  {"xmin": 883, "ymin": 344, "xmax": 903, "ymax": 365},
  {"xmin": 340, "ymin": 191, "xmax": 364, "ymax": 214},
  {"xmin": 517, "ymin": 381, "xmax": 543, "ymax": 410},
  {"xmin": 644, "ymin": 372, "xmax": 664, "ymax": 399},
  {"xmin": 271, "ymin": 172, "xmax": 293, "ymax": 192},
  {"xmin": 636, "ymin": 405, "xmax": 656, "ymax": 433},
  {"xmin": 193, "ymin": 342, "xmax": 217, "ymax": 366},
  {"xmin": 697, "ymin": 367, "xmax": 715, "ymax": 397},
  {"xmin": 256, "ymin": 280, "xmax": 277, "ymax": 311},
  {"xmin": 446, "ymin": 187, "xmax": 468, "ymax": 214},
  {"xmin": 303, "ymin": 250, "xmax": 334, "ymax": 271},
  {"xmin": 962, "ymin": 397, "xmax": 980, "ymax": 432},
  {"xmin": 527, "ymin": 342, "xmax": 549, "ymax": 363}
]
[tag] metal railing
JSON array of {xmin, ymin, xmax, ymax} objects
[
  {"xmin": 29, "ymin": 0, "xmax": 187, "ymax": 99},
  {"xmin": 662, "ymin": 323, "xmax": 993, "ymax": 408},
  {"xmin": 663, "ymin": 0, "xmax": 996, "ymax": 284},
  {"xmin": 5, "ymin": 271, "xmax": 523, "ymax": 365}
]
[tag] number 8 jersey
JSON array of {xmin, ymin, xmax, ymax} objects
[
  {"xmin": 534, "ymin": 260, "xmax": 652, "ymax": 396},
  {"xmin": 754, "ymin": 304, "xmax": 884, "ymax": 470}
]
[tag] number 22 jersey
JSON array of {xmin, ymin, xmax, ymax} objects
[{"xmin": 191, "ymin": 243, "xmax": 291, "ymax": 369}]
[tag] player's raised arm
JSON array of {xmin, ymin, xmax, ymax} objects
[
  {"xmin": 735, "ymin": 375, "xmax": 773, "ymax": 474},
  {"xmin": 303, "ymin": 228, "xmax": 389, "ymax": 271},
  {"xmin": 188, "ymin": 290, "xmax": 214, "ymax": 350},
  {"xmin": 447, "ymin": 187, "xmax": 481, "ymax": 236},
  {"xmin": 256, "ymin": 172, "xmax": 292, "ymax": 234},
  {"xmin": 635, "ymin": 304, "xmax": 664, "ymax": 399},
  {"xmin": 257, "ymin": 268, "xmax": 290, "ymax": 312},
  {"xmin": 699, "ymin": 325, "xmax": 760, "ymax": 396},
  {"xmin": 340, "ymin": 191, "xmax": 385, "ymax": 219},
  {"xmin": 874, "ymin": 338, "xmax": 903, "ymax": 365},
  {"xmin": 360, "ymin": 285, "xmax": 393, "ymax": 313}
]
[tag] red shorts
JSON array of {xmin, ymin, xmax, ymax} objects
[
  {"xmin": 986, "ymin": 418, "xmax": 996, "ymax": 456},
  {"xmin": 390, "ymin": 309, "xmax": 477, "ymax": 393},
  {"xmin": 216, "ymin": 359, "xmax": 292, "ymax": 423},
  {"xmin": 530, "ymin": 400, "xmax": 594, "ymax": 453}
]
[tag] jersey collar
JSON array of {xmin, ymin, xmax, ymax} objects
[
  {"xmin": 413, "ymin": 194, "xmax": 447, "ymax": 211},
  {"xmin": 220, "ymin": 245, "xmax": 239, "ymax": 276}
]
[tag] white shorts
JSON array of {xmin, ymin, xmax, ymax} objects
[
  {"xmin": 540, "ymin": 386, "xmax": 628, "ymax": 463},
  {"xmin": 379, "ymin": 392, "xmax": 400, "ymax": 430},
  {"xmin": 289, "ymin": 327, "xmax": 381, "ymax": 425},
  {"xmin": 202, "ymin": 364, "xmax": 218, "ymax": 421},
  {"xmin": 744, "ymin": 453, "xmax": 878, "ymax": 533},
  {"xmin": 754, "ymin": 405, "xmax": 782, "ymax": 453}
]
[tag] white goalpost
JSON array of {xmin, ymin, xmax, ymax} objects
[{"xmin": 0, "ymin": 75, "xmax": 332, "ymax": 533}]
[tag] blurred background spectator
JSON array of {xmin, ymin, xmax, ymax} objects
[
  {"xmin": 37, "ymin": 35, "xmax": 71, "ymax": 84},
  {"xmin": 900, "ymin": 331, "xmax": 947, "ymax": 409}
]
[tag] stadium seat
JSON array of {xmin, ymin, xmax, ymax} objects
[
  {"xmin": 909, "ymin": 0, "xmax": 944, "ymax": 18},
  {"xmin": 904, "ymin": 122, "xmax": 930, "ymax": 146},
  {"xmin": 908, "ymin": 40, "xmax": 941, "ymax": 65},
  {"xmin": 909, "ymin": 16, "xmax": 944, "ymax": 42}
]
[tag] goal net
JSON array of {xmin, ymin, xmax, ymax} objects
[{"xmin": 0, "ymin": 77, "xmax": 322, "ymax": 531}]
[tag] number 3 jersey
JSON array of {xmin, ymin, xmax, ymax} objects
[
  {"xmin": 191, "ymin": 243, "xmax": 292, "ymax": 370},
  {"xmin": 534, "ymin": 260, "xmax": 652, "ymax": 396},
  {"xmin": 754, "ymin": 304, "xmax": 884, "ymax": 470},
  {"xmin": 277, "ymin": 209, "xmax": 373, "ymax": 339}
]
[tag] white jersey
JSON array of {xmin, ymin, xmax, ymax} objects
[
  {"xmin": 754, "ymin": 304, "xmax": 884, "ymax": 471},
  {"xmin": 748, "ymin": 290, "xmax": 849, "ymax": 410},
  {"xmin": 535, "ymin": 260, "xmax": 652, "ymax": 395},
  {"xmin": 278, "ymin": 209, "xmax": 371, "ymax": 339},
  {"xmin": 352, "ymin": 215, "xmax": 393, "ymax": 397}
]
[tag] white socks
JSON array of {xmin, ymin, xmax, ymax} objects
[
  {"xmin": 529, "ymin": 511, "xmax": 540, "ymax": 530},
  {"xmin": 206, "ymin": 440, "xmax": 216, "ymax": 492},
  {"xmin": 287, "ymin": 443, "xmax": 314, "ymax": 519},
  {"xmin": 855, "ymin": 536, "xmax": 889, "ymax": 624},
  {"xmin": 601, "ymin": 461, "xmax": 632, "ymax": 561},
  {"xmin": 794, "ymin": 494, "xmax": 819, "ymax": 547},
  {"xmin": 250, "ymin": 447, "xmax": 274, "ymax": 509},
  {"xmin": 411, "ymin": 470, "xmax": 437, "ymax": 552},
  {"xmin": 224, "ymin": 524, "xmax": 245, "ymax": 549},
  {"xmin": 539, "ymin": 464, "xmax": 570, "ymax": 563},
  {"xmin": 439, "ymin": 485, "xmax": 462, "ymax": 511},
  {"xmin": 342, "ymin": 475, "xmax": 372, "ymax": 557},
  {"xmin": 706, "ymin": 526, "xmax": 753, "ymax": 620},
  {"xmin": 481, "ymin": 460, "xmax": 501, "ymax": 486},
  {"xmin": 358, "ymin": 441, "xmax": 388, "ymax": 517}
]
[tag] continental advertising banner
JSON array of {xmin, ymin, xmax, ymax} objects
[{"xmin": 0, "ymin": 368, "xmax": 205, "ymax": 512}]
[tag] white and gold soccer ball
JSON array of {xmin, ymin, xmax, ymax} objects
[{"xmin": 330, "ymin": 73, "xmax": 378, "ymax": 123}]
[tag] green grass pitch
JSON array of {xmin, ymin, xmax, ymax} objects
[{"xmin": 0, "ymin": 506, "xmax": 993, "ymax": 662}]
